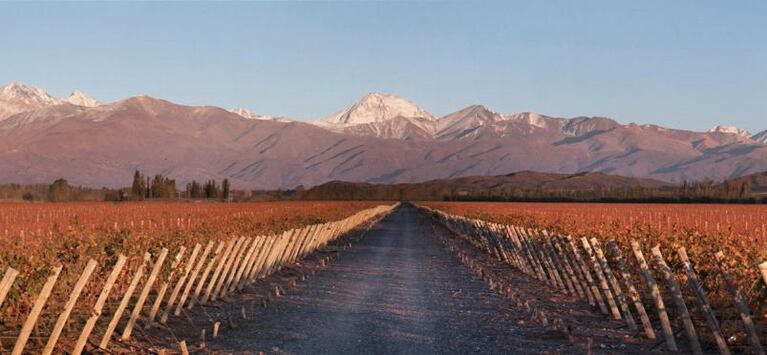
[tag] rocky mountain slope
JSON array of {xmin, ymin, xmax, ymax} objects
[{"xmin": 0, "ymin": 82, "xmax": 765, "ymax": 189}]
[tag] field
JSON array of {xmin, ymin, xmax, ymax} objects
[
  {"xmin": 1, "ymin": 200, "xmax": 765, "ymax": 353},
  {"xmin": 421, "ymin": 202, "xmax": 767, "ymax": 286},
  {"xmin": 0, "ymin": 201, "xmax": 381, "ymax": 337},
  {"xmin": 422, "ymin": 201, "xmax": 767, "ymax": 350}
]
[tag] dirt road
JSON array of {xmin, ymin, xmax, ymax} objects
[{"xmin": 207, "ymin": 205, "xmax": 619, "ymax": 354}]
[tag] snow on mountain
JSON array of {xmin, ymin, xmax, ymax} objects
[
  {"xmin": 0, "ymin": 82, "xmax": 100, "ymax": 120},
  {"xmin": 314, "ymin": 92, "xmax": 436, "ymax": 127},
  {"xmin": 500, "ymin": 112, "xmax": 552, "ymax": 128},
  {"xmin": 312, "ymin": 93, "xmax": 437, "ymax": 139},
  {"xmin": 707, "ymin": 125, "xmax": 751, "ymax": 137},
  {"xmin": 230, "ymin": 108, "xmax": 292, "ymax": 122},
  {"xmin": 231, "ymin": 108, "xmax": 274, "ymax": 120},
  {"xmin": 752, "ymin": 130, "xmax": 767, "ymax": 143},
  {"xmin": 0, "ymin": 82, "xmax": 58, "ymax": 120},
  {"xmin": 63, "ymin": 90, "xmax": 100, "ymax": 107}
]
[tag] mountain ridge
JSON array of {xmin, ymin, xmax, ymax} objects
[{"xmin": 0, "ymin": 81, "xmax": 765, "ymax": 189}]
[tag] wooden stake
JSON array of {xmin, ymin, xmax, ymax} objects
[
  {"xmin": 677, "ymin": 248, "xmax": 730, "ymax": 355},
  {"xmin": 188, "ymin": 241, "xmax": 225, "ymax": 309},
  {"xmin": 12, "ymin": 265, "xmax": 63, "ymax": 355},
  {"xmin": 0, "ymin": 267, "xmax": 19, "ymax": 308},
  {"xmin": 43, "ymin": 259, "xmax": 98, "ymax": 355},
  {"xmin": 73, "ymin": 254, "xmax": 127, "ymax": 355},
  {"xmin": 122, "ymin": 247, "xmax": 168, "ymax": 340},
  {"xmin": 607, "ymin": 240, "xmax": 655, "ymax": 340},
  {"xmin": 179, "ymin": 340, "xmax": 189, "ymax": 355},
  {"xmin": 631, "ymin": 241, "xmax": 676, "ymax": 351},
  {"xmin": 651, "ymin": 245, "xmax": 702, "ymax": 355},
  {"xmin": 715, "ymin": 252, "xmax": 764, "ymax": 355},
  {"xmin": 201, "ymin": 239, "xmax": 236, "ymax": 305},
  {"xmin": 582, "ymin": 237, "xmax": 622, "ymax": 320},
  {"xmin": 146, "ymin": 247, "xmax": 186, "ymax": 327},
  {"xmin": 569, "ymin": 236, "xmax": 608, "ymax": 314},
  {"xmin": 212, "ymin": 237, "xmax": 246, "ymax": 301},
  {"xmin": 161, "ymin": 243, "xmax": 202, "ymax": 324},
  {"xmin": 590, "ymin": 238, "xmax": 635, "ymax": 328},
  {"xmin": 175, "ymin": 241, "xmax": 214, "ymax": 316},
  {"xmin": 100, "ymin": 253, "xmax": 149, "ymax": 349}
]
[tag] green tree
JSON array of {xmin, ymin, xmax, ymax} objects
[
  {"xmin": 222, "ymin": 178, "xmax": 231, "ymax": 201},
  {"xmin": 131, "ymin": 170, "xmax": 146, "ymax": 199},
  {"xmin": 48, "ymin": 178, "xmax": 75, "ymax": 202}
]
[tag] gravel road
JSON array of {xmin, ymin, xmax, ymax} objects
[{"xmin": 208, "ymin": 205, "xmax": 593, "ymax": 354}]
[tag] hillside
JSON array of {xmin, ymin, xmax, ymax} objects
[
  {"xmin": 299, "ymin": 171, "xmax": 673, "ymax": 201},
  {"xmin": 1, "ymin": 82, "xmax": 766, "ymax": 189}
]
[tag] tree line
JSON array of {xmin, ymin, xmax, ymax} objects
[
  {"xmin": 296, "ymin": 179, "xmax": 765, "ymax": 203},
  {"xmin": 130, "ymin": 170, "xmax": 231, "ymax": 200},
  {"xmin": 1, "ymin": 170, "xmax": 763, "ymax": 203}
]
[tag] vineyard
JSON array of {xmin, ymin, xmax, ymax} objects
[
  {"xmin": 421, "ymin": 201, "xmax": 767, "ymax": 353},
  {"xmin": 0, "ymin": 201, "xmax": 393, "ymax": 353}
]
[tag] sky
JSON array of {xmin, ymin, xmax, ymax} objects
[{"xmin": 0, "ymin": 1, "xmax": 765, "ymax": 133}]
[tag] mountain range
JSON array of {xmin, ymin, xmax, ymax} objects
[{"xmin": 1, "ymin": 81, "xmax": 766, "ymax": 189}]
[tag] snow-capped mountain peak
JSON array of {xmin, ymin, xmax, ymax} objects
[
  {"xmin": 707, "ymin": 125, "xmax": 751, "ymax": 137},
  {"xmin": 231, "ymin": 108, "xmax": 273, "ymax": 120},
  {"xmin": 230, "ymin": 108, "xmax": 292, "ymax": 122},
  {"xmin": 0, "ymin": 82, "xmax": 60, "ymax": 120},
  {"xmin": 63, "ymin": 90, "xmax": 100, "ymax": 107},
  {"xmin": 752, "ymin": 130, "xmax": 767, "ymax": 143},
  {"xmin": 315, "ymin": 92, "xmax": 436, "ymax": 127},
  {"xmin": 500, "ymin": 112, "xmax": 550, "ymax": 128},
  {"xmin": 1, "ymin": 82, "xmax": 57, "ymax": 105}
]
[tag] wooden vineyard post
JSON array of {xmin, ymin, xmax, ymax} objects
[
  {"xmin": 715, "ymin": 252, "xmax": 764, "ymax": 355},
  {"xmin": 12, "ymin": 265, "xmax": 63, "ymax": 355},
  {"xmin": 558, "ymin": 235, "xmax": 596, "ymax": 304},
  {"xmin": 550, "ymin": 235, "xmax": 587, "ymax": 301},
  {"xmin": 285, "ymin": 226, "xmax": 309, "ymax": 264},
  {"xmin": 122, "ymin": 247, "xmax": 168, "ymax": 341},
  {"xmin": 589, "ymin": 238, "xmax": 635, "ymax": 329},
  {"xmin": 502, "ymin": 227, "xmax": 529, "ymax": 274},
  {"xmin": 238, "ymin": 236, "xmax": 266, "ymax": 290},
  {"xmin": 211, "ymin": 237, "xmax": 246, "ymax": 301},
  {"xmin": 201, "ymin": 240, "xmax": 235, "ymax": 305},
  {"xmin": 42, "ymin": 259, "xmax": 98, "ymax": 355},
  {"xmin": 568, "ymin": 236, "xmax": 608, "ymax": 315},
  {"xmin": 146, "ymin": 247, "xmax": 186, "ymax": 327},
  {"xmin": 189, "ymin": 241, "xmax": 226, "ymax": 309},
  {"xmin": 518, "ymin": 228, "xmax": 551, "ymax": 284},
  {"xmin": 179, "ymin": 340, "xmax": 189, "ymax": 355},
  {"xmin": 297, "ymin": 225, "xmax": 320, "ymax": 259},
  {"xmin": 221, "ymin": 238, "xmax": 256, "ymax": 297},
  {"xmin": 73, "ymin": 254, "xmax": 127, "ymax": 355},
  {"xmin": 100, "ymin": 253, "xmax": 150, "ymax": 349},
  {"xmin": 631, "ymin": 241, "xmax": 676, "ymax": 351},
  {"xmin": 262, "ymin": 232, "xmax": 289, "ymax": 276},
  {"xmin": 581, "ymin": 238, "xmax": 622, "ymax": 320},
  {"xmin": 651, "ymin": 245, "xmax": 702, "ymax": 354},
  {"xmin": 0, "ymin": 267, "xmax": 19, "ymax": 307},
  {"xmin": 540, "ymin": 231, "xmax": 575, "ymax": 295},
  {"xmin": 175, "ymin": 241, "xmax": 215, "ymax": 316},
  {"xmin": 232, "ymin": 237, "xmax": 262, "ymax": 292},
  {"xmin": 761, "ymin": 261, "xmax": 767, "ymax": 285},
  {"xmin": 161, "ymin": 243, "xmax": 202, "ymax": 324},
  {"xmin": 529, "ymin": 230, "xmax": 566, "ymax": 291},
  {"xmin": 249, "ymin": 236, "xmax": 275, "ymax": 282},
  {"xmin": 606, "ymin": 240, "xmax": 655, "ymax": 340},
  {"xmin": 252, "ymin": 236, "xmax": 277, "ymax": 280},
  {"xmin": 677, "ymin": 248, "xmax": 730, "ymax": 355}
]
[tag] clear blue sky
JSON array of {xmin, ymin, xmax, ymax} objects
[{"xmin": 1, "ymin": 1, "xmax": 765, "ymax": 133}]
